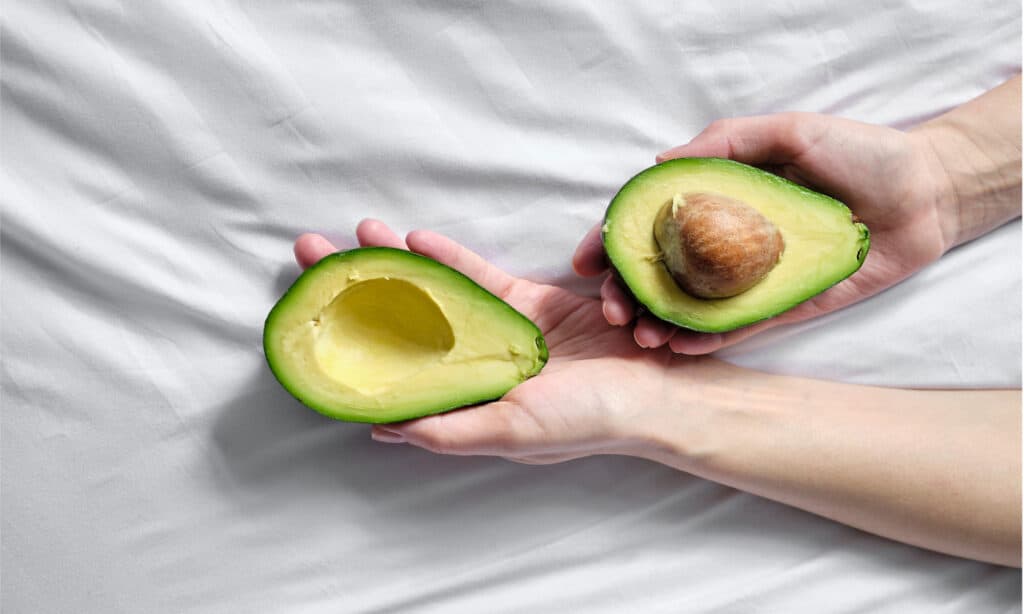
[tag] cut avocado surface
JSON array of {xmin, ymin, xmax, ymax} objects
[
  {"xmin": 264, "ymin": 247, "xmax": 547, "ymax": 423},
  {"xmin": 603, "ymin": 158, "xmax": 870, "ymax": 333}
]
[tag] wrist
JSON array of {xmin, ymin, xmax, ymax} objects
[
  {"xmin": 908, "ymin": 76, "xmax": 1022, "ymax": 250},
  {"xmin": 593, "ymin": 352, "xmax": 705, "ymax": 459},
  {"xmin": 908, "ymin": 126, "xmax": 964, "ymax": 253},
  {"xmin": 635, "ymin": 357, "xmax": 773, "ymax": 473}
]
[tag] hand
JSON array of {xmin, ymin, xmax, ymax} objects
[
  {"xmin": 292, "ymin": 220, "xmax": 1021, "ymax": 566},
  {"xmin": 573, "ymin": 112, "xmax": 954, "ymax": 355},
  {"xmin": 294, "ymin": 220, "xmax": 723, "ymax": 464}
]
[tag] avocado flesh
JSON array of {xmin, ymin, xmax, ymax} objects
[
  {"xmin": 603, "ymin": 158, "xmax": 870, "ymax": 333},
  {"xmin": 263, "ymin": 247, "xmax": 548, "ymax": 423}
]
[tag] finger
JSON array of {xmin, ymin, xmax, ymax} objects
[
  {"xmin": 503, "ymin": 453, "xmax": 579, "ymax": 465},
  {"xmin": 371, "ymin": 401, "xmax": 543, "ymax": 456},
  {"xmin": 667, "ymin": 329, "xmax": 726, "ymax": 355},
  {"xmin": 294, "ymin": 233, "xmax": 338, "ymax": 269},
  {"xmin": 571, "ymin": 222, "xmax": 608, "ymax": 277},
  {"xmin": 600, "ymin": 275, "xmax": 635, "ymax": 326},
  {"xmin": 405, "ymin": 229, "xmax": 517, "ymax": 298},
  {"xmin": 356, "ymin": 218, "xmax": 407, "ymax": 249},
  {"xmin": 656, "ymin": 113, "xmax": 820, "ymax": 166},
  {"xmin": 633, "ymin": 315, "xmax": 676, "ymax": 349}
]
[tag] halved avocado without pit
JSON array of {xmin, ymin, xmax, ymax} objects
[
  {"xmin": 263, "ymin": 247, "xmax": 547, "ymax": 423},
  {"xmin": 603, "ymin": 158, "xmax": 870, "ymax": 333}
]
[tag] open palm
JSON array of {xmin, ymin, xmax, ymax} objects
[{"xmin": 294, "ymin": 219, "xmax": 694, "ymax": 464}]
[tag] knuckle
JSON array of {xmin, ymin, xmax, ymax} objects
[
  {"xmin": 420, "ymin": 432, "xmax": 452, "ymax": 455},
  {"xmin": 411, "ymin": 422, "xmax": 455, "ymax": 455}
]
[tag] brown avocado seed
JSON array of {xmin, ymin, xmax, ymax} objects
[{"xmin": 653, "ymin": 192, "xmax": 784, "ymax": 299}]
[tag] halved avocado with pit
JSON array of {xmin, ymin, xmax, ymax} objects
[
  {"xmin": 602, "ymin": 158, "xmax": 870, "ymax": 333},
  {"xmin": 263, "ymin": 247, "xmax": 547, "ymax": 423}
]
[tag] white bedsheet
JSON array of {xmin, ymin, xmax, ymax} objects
[{"xmin": 3, "ymin": 2, "xmax": 1021, "ymax": 612}]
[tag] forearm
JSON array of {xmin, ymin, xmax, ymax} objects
[
  {"xmin": 644, "ymin": 359, "xmax": 1022, "ymax": 566},
  {"xmin": 912, "ymin": 74, "xmax": 1022, "ymax": 250}
]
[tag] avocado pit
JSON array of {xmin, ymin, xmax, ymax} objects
[{"xmin": 653, "ymin": 192, "xmax": 784, "ymax": 299}]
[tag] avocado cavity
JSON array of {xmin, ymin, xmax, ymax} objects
[
  {"xmin": 313, "ymin": 278, "xmax": 456, "ymax": 396},
  {"xmin": 264, "ymin": 247, "xmax": 547, "ymax": 423}
]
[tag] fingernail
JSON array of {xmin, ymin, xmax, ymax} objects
[
  {"xmin": 657, "ymin": 143, "xmax": 690, "ymax": 162},
  {"xmin": 372, "ymin": 428, "xmax": 406, "ymax": 444},
  {"xmin": 656, "ymin": 149, "xmax": 676, "ymax": 162},
  {"xmin": 702, "ymin": 334, "xmax": 724, "ymax": 354},
  {"xmin": 602, "ymin": 303, "xmax": 620, "ymax": 326},
  {"xmin": 670, "ymin": 333, "xmax": 723, "ymax": 355}
]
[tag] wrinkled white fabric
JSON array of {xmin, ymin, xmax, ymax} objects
[{"xmin": 3, "ymin": 2, "xmax": 1020, "ymax": 612}]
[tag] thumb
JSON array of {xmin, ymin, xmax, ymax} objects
[
  {"xmin": 657, "ymin": 112, "xmax": 822, "ymax": 166},
  {"xmin": 370, "ymin": 401, "xmax": 542, "ymax": 456}
]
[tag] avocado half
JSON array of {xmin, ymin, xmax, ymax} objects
[
  {"xmin": 602, "ymin": 158, "xmax": 870, "ymax": 332},
  {"xmin": 263, "ymin": 247, "xmax": 548, "ymax": 423}
]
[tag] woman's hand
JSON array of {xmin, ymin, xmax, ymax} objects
[
  {"xmin": 293, "ymin": 220, "xmax": 1020, "ymax": 566},
  {"xmin": 574, "ymin": 112, "xmax": 953, "ymax": 354},
  {"xmin": 574, "ymin": 76, "xmax": 1021, "ymax": 355},
  {"xmin": 294, "ymin": 220, "xmax": 712, "ymax": 464}
]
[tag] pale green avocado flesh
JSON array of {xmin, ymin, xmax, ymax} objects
[
  {"xmin": 603, "ymin": 158, "xmax": 870, "ymax": 332},
  {"xmin": 264, "ymin": 247, "xmax": 547, "ymax": 423}
]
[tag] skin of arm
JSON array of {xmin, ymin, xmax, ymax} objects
[
  {"xmin": 643, "ymin": 358, "xmax": 1022, "ymax": 568},
  {"xmin": 912, "ymin": 74, "xmax": 1022, "ymax": 250}
]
